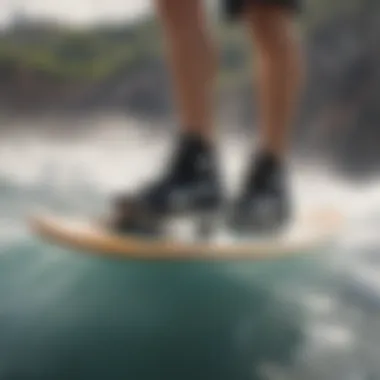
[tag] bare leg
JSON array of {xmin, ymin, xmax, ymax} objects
[
  {"xmin": 229, "ymin": 4, "xmax": 304, "ymax": 233},
  {"xmin": 155, "ymin": 0, "xmax": 216, "ymax": 141},
  {"xmin": 246, "ymin": 5, "xmax": 304, "ymax": 159}
]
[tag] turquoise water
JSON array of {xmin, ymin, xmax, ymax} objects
[
  {"xmin": 0, "ymin": 241, "xmax": 307, "ymax": 379},
  {"xmin": 1, "ymin": 123, "xmax": 380, "ymax": 380}
]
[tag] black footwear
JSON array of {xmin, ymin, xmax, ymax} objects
[
  {"xmin": 107, "ymin": 133, "xmax": 223, "ymax": 235},
  {"xmin": 228, "ymin": 152, "xmax": 291, "ymax": 235}
]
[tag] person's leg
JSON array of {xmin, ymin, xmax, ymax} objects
[
  {"xmin": 155, "ymin": 0, "xmax": 216, "ymax": 140},
  {"xmin": 230, "ymin": 2, "xmax": 305, "ymax": 233},
  {"xmin": 247, "ymin": 4, "xmax": 304, "ymax": 159},
  {"xmin": 108, "ymin": 0, "xmax": 222, "ymax": 234}
]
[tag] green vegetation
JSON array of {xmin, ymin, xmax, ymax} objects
[{"xmin": 0, "ymin": 18, "xmax": 163, "ymax": 82}]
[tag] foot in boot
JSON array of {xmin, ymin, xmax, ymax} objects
[
  {"xmin": 105, "ymin": 133, "xmax": 223, "ymax": 235},
  {"xmin": 228, "ymin": 152, "xmax": 291, "ymax": 235}
]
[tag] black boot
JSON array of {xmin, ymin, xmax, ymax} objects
[
  {"xmin": 228, "ymin": 151, "xmax": 291, "ymax": 235},
  {"xmin": 107, "ymin": 133, "xmax": 223, "ymax": 235}
]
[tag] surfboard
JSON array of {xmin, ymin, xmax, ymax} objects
[{"xmin": 28, "ymin": 207, "xmax": 344, "ymax": 261}]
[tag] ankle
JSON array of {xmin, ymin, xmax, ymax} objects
[
  {"xmin": 255, "ymin": 150, "xmax": 283, "ymax": 172},
  {"xmin": 178, "ymin": 131, "xmax": 213, "ymax": 154}
]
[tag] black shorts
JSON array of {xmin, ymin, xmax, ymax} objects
[{"xmin": 224, "ymin": 0, "xmax": 300, "ymax": 20}]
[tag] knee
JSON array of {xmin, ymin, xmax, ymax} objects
[
  {"xmin": 155, "ymin": 0, "xmax": 176, "ymax": 14},
  {"xmin": 248, "ymin": 5, "xmax": 300, "ymax": 56},
  {"xmin": 156, "ymin": 0, "xmax": 196, "ymax": 25}
]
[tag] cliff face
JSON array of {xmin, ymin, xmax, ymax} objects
[{"xmin": 298, "ymin": 2, "xmax": 380, "ymax": 178}]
